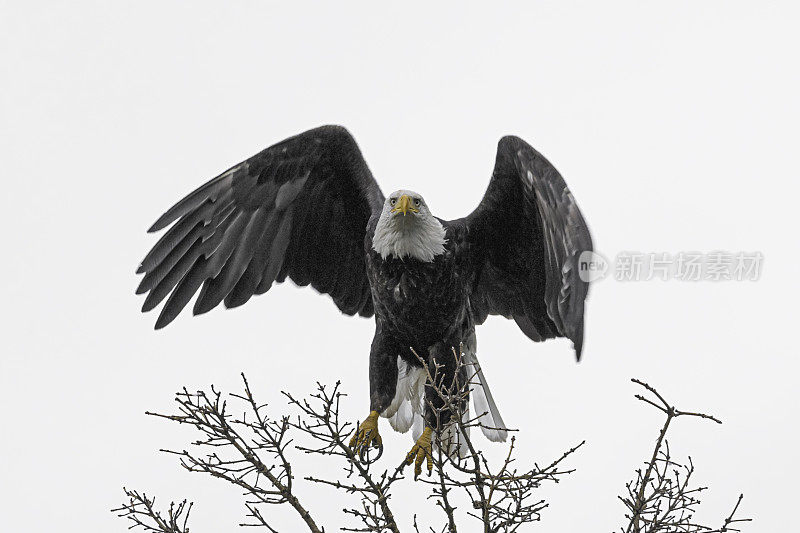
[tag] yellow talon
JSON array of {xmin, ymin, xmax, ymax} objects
[
  {"xmin": 405, "ymin": 426, "xmax": 433, "ymax": 479},
  {"xmin": 349, "ymin": 411, "xmax": 382, "ymax": 459}
]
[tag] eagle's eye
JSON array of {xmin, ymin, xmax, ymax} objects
[
  {"xmin": 390, "ymin": 198, "xmax": 397, "ymax": 206},
  {"xmin": 414, "ymin": 198, "xmax": 421, "ymax": 206}
]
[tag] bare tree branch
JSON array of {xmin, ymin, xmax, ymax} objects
[
  {"xmin": 113, "ymin": 488, "xmax": 191, "ymax": 533},
  {"xmin": 144, "ymin": 375, "xmax": 323, "ymax": 532},
  {"xmin": 620, "ymin": 378, "xmax": 751, "ymax": 533},
  {"xmin": 114, "ymin": 358, "xmax": 749, "ymax": 532},
  {"xmin": 283, "ymin": 381, "xmax": 404, "ymax": 533}
]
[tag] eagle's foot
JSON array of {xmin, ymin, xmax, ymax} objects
[
  {"xmin": 405, "ymin": 426, "xmax": 433, "ymax": 479},
  {"xmin": 349, "ymin": 410, "xmax": 383, "ymax": 462}
]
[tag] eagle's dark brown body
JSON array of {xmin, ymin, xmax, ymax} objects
[{"xmin": 365, "ymin": 221, "xmax": 475, "ymax": 421}]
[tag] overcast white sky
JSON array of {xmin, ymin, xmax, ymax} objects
[{"xmin": 2, "ymin": 1, "xmax": 799, "ymax": 531}]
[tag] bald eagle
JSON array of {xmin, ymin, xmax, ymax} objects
[{"xmin": 136, "ymin": 125, "xmax": 592, "ymax": 477}]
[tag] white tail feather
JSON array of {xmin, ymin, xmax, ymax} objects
[{"xmin": 464, "ymin": 342, "xmax": 508, "ymax": 442}]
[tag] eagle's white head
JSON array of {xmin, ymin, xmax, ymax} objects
[{"xmin": 372, "ymin": 189, "xmax": 447, "ymax": 262}]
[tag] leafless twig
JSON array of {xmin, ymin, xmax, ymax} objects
[
  {"xmin": 146, "ymin": 374, "xmax": 321, "ymax": 532},
  {"xmin": 113, "ymin": 488, "xmax": 191, "ymax": 533},
  {"xmin": 620, "ymin": 378, "xmax": 752, "ymax": 533}
]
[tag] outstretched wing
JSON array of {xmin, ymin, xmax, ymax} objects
[
  {"xmin": 463, "ymin": 136, "xmax": 592, "ymax": 359},
  {"xmin": 136, "ymin": 125, "xmax": 384, "ymax": 329}
]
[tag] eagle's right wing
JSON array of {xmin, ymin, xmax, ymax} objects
[{"xmin": 136, "ymin": 125, "xmax": 385, "ymax": 329}]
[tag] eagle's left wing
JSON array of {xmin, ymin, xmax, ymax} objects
[{"xmin": 462, "ymin": 136, "xmax": 593, "ymax": 360}]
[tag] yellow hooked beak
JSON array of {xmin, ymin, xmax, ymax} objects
[{"xmin": 391, "ymin": 194, "xmax": 419, "ymax": 216}]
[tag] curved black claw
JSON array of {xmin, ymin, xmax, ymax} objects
[{"xmin": 359, "ymin": 438, "xmax": 384, "ymax": 464}]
